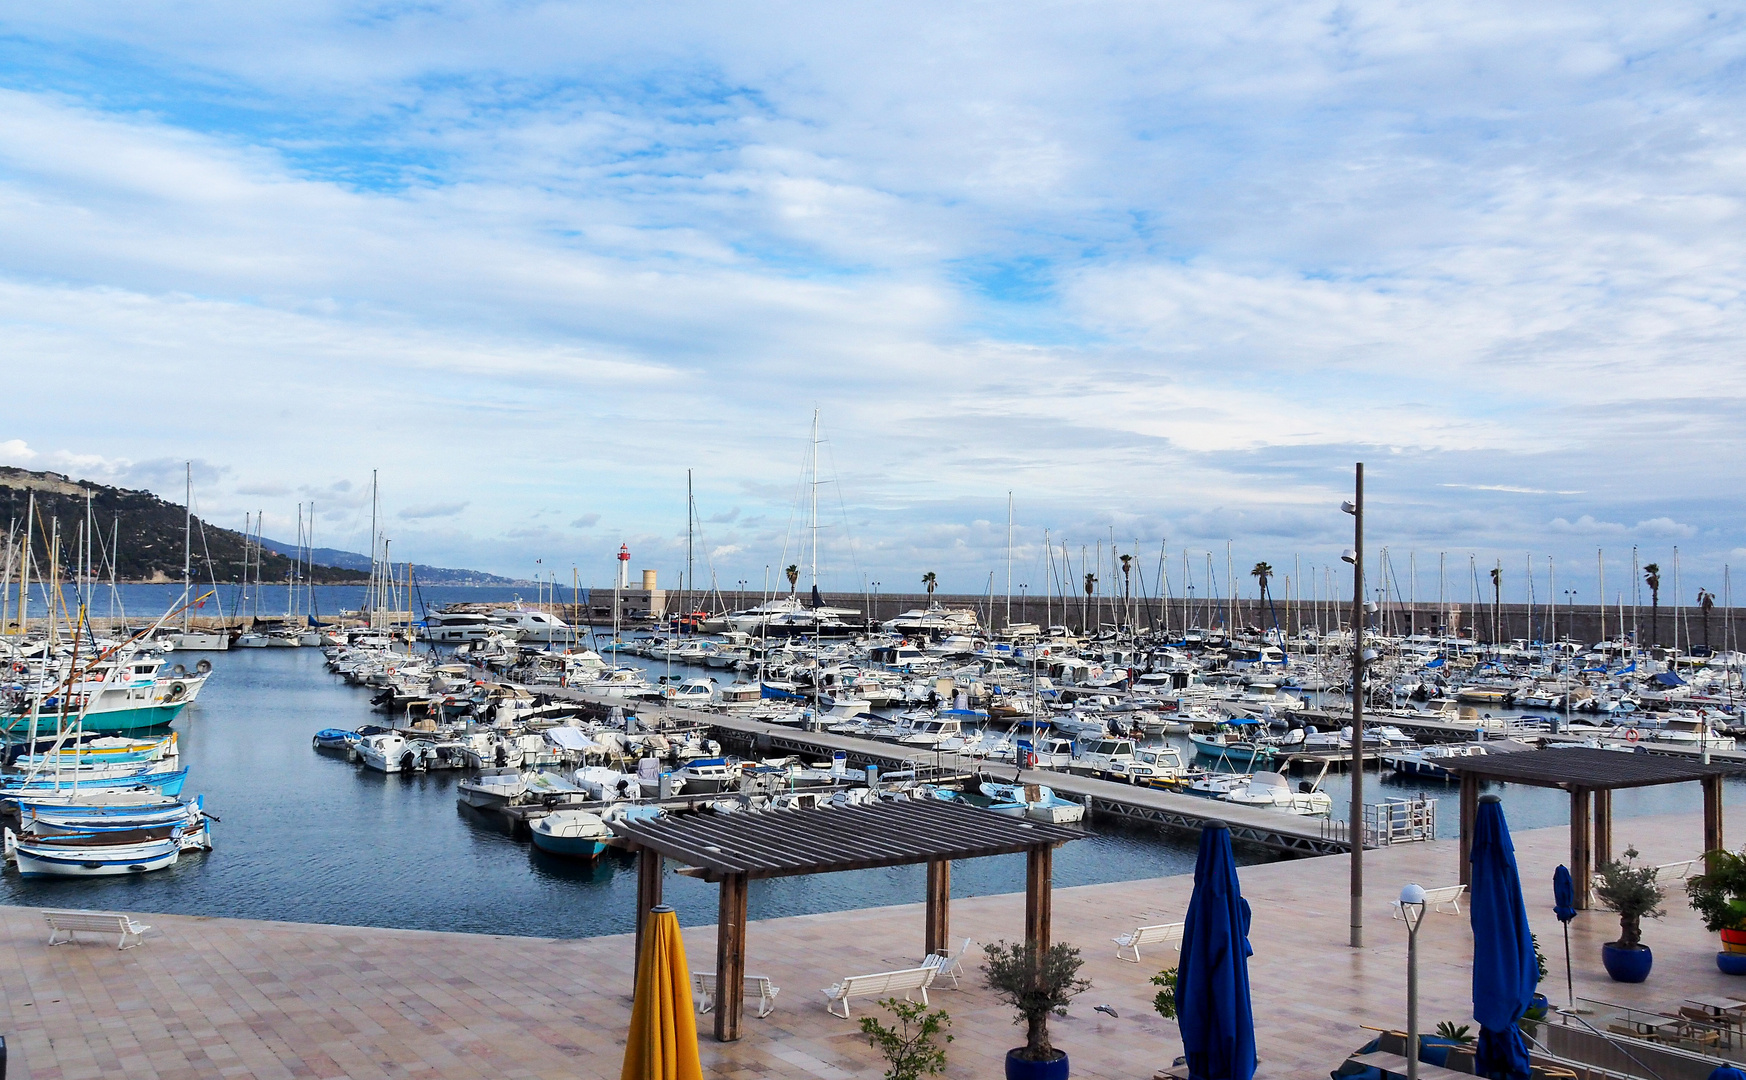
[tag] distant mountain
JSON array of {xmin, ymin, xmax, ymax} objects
[
  {"xmin": 256, "ymin": 538, "xmax": 521, "ymax": 587},
  {"xmin": 0, "ymin": 467, "xmax": 366, "ymax": 585}
]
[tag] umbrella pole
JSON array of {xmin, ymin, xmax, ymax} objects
[{"xmin": 1563, "ymin": 921, "xmax": 1574, "ymax": 1010}]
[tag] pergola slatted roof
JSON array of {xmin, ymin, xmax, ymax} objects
[
  {"xmin": 609, "ymin": 798, "xmax": 1083, "ymax": 881},
  {"xmin": 1439, "ymin": 747, "xmax": 1745, "ymax": 790}
]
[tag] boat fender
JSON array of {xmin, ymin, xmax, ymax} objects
[
  {"xmin": 167, "ymin": 682, "xmax": 187, "ymax": 701},
  {"xmin": 196, "ymin": 659, "xmax": 212, "ymax": 674}
]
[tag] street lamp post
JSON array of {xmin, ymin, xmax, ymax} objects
[
  {"xmin": 1020, "ymin": 584, "xmax": 1028, "ymax": 626},
  {"xmin": 1342, "ymin": 462, "xmax": 1365, "ymax": 949},
  {"xmin": 871, "ymin": 581, "xmax": 881, "ymax": 624},
  {"xmin": 1399, "ymin": 883, "xmax": 1427, "ymax": 1080}
]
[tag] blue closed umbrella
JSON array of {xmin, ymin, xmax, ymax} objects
[
  {"xmin": 1177, "ymin": 821, "xmax": 1257, "ymax": 1080},
  {"xmin": 1471, "ymin": 795, "xmax": 1537, "ymax": 1080},
  {"xmin": 1553, "ymin": 866, "xmax": 1576, "ymax": 1008}
]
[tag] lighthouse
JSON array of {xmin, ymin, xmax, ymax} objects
[{"xmin": 617, "ymin": 543, "xmax": 630, "ymax": 590}]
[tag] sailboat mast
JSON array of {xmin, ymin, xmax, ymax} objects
[
  {"xmin": 809, "ymin": 409, "xmax": 820, "ymax": 601},
  {"xmin": 1005, "ymin": 491, "xmax": 1013, "ymax": 629},
  {"xmin": 183, "ymin": 463, "xmax": 192, "ymax": 632},
  {"xmin": 1598, "ymin": 548, "xmax": 1606, "ymax": 642},
  {"xmin": 686, "ymin": 469, "xmax": 694, "ymax": 634}
]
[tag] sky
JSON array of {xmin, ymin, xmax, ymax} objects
[{"xmin": 1, "ymin": 1, "xmax": 1743, "ymax": 605}]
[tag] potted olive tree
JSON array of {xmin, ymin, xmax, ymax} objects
[
  {"xmin": 982, "ymin": 940, "xmax": 1091, "ymax": 1080},
  {"xmin": 1685, "ymin": 850, "xmax": 1746, "ymax": 974},
  {"xmin": 1594, "ymin": 846, "xmax": 1666, "ymax": 983}
]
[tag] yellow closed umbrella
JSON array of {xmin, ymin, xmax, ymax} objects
[{"xmin": 622, "ymin": 905, "xmax": 703, "ymax": 1080}]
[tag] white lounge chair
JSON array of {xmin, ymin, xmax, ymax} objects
[
  {"xmin": 692, "ymin": 971, "xmax": 780, "ymax": 1018},
  {"xmin": 1391, "ymin": 885, "xmax": 1465, "ymax": 918},
  {"xmin": 923, "ymin": 937, "xmax": 975, "ymax": 989}
]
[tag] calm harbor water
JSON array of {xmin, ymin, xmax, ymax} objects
[{"xmin": 4, "ymin": 584, "xmax": 1735, "ymax": 937}]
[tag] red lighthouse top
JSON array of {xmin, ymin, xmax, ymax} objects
[{"xmin": 618, "ymin": 544, "xmax": 630, "ymax": 561}]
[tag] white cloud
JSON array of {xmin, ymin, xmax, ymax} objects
[{"xmin": 399, "ymin": 502, "xmax": 470, "ymax": 521}]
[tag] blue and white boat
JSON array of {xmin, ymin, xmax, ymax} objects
[
  {"xmin": 21, "ymin": 793, "xmax": 203, "ymax": 835},
  {"xmin": 0, "ymin": 767, "xmax": 188, "ymax": 799},
  {"xmin": 978, "ymin": 782, "xmax": 1086, "ymax": 824},
  {"xmin": 529, "ymin": 809, "xmax": 611, "ymax": 859},
  {"xmin": 312, "ymin": 729, "xmax": 358, "ymax": 751},
  {"xmin": 10, "ymin": 827, "xmax": 183, "ymax": 876}
]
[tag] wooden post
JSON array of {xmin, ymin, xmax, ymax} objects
[
  {"xmin": 633, "ymin": 845, "xmax": 663, "ymax": 983},
  {"xmin": 1571, "ymin": 788, "xmax": 1592, "ymax": 911},
  {"xmin": 1704, "ymin": 775, "xmax": 1725, "ymax": 858},
  {"xmin": 1593, "ymin": 789, "xmax": 1612, "ymax": 870},
  {"xmin": 1458, "ymin": 773, "xmax": 1480, "ymax": 887},
  {"xmin": 925, "ymin": 858, "xmax": 951, "ymax": 958},
  {"xmin": 714, "ymin": 873, "xmax": 749, "ymax": 1043},
  {"xmin": 1025, "ymin": 843, "xmax": 1053, "ymax": 980}
]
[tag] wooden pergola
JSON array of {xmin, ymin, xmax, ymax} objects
[
  {"xmin": 1442, "ymin": 748, "xmax": 1744, "ymax": 909},
  {"xmin": 608, "ymin": 799, "xmax": 1084, "ymax": 1041}
]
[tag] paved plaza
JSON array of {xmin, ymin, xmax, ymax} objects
[{"xmin": 2, "ymin": 803, "xmax": 1743, "ymax": 1079}]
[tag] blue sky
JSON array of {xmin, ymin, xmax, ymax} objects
[{"xmin": 1, "ymin": 1, "xmax": 1744, "ymax": 604}]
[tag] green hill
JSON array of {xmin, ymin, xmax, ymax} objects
[{"xmin": 0, "ymin": 467, "xmax": 367, "ymax": 585}]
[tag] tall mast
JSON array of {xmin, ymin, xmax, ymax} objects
[
  {"xmin": 369, "ymin": 470, "xmax": 379, "ymax": 627},
  {"xmin": 809, "ymin": 409, "xmax": 820, "ymax": 603},
  {"xmin": 686, "ymin": 469, "xmax": 694, "ymax": 633},
  {"xmin": 1005, "ymin": 491, "xmax": 1013, "ymax": 629},
  {"xmin": 1597, "ymin": 548, "xmax": 1606, "ymax": 642},
  {"xmin": 183, "ymin": 462, "xmax": 192, "ymax": 632},
  {"xmin": 20, "ymin": 493, "xmax": 33, "ymax": 639}
]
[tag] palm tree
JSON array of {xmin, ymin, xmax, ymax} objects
[
  {"xmin": 1644, "ymin": 563, "xmax": 1661, "ymax": 646},
  {"xmin": 1251, "ymin": 561, "xmax": 1274, "ymax": 635},
  {"xmin": 1083, "ymin": 571, "xmax": 1097, "ymax": 633},
  {"xmin": 1119, "ymin": 554, "xmax": 1133, "ymax": 628},
  {"xmin": 922, "ymin": 571, "xmax": 937, "ymax": 600},
  {"xmin": 1699, "ymin": 587, "xmax": 1715, "ymax": 650},
  {"xmin": 785, "ymin": 564, "xmax": 799, "ymax": 594}
]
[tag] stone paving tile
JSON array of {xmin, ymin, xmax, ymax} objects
[{"xmin": 0, "ymin": 804, "xmax": 1741, "ymax": 1078}]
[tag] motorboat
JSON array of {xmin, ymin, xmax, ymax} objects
[
  {"xmin": 356, "ymin": 733, "xmax": 424, "ymax": 773},
  {"xmin": 676, "ymin": 757, "xmax": 737, "ymax": 794},
  {"xmin": 1218, "ymin": 771, "xmax": 1332, "ymax": 816},
  {"xmin": 529, "ymin": 809, "xmax": 611, "ymax": 859},
  {"xmin": 978, "ymin": 782, "xmax": 1086, "ymax": 824},
  {"xmin": 572, "ymin": 766, "xmax": 642, "ymax": 802},
  {"xmin": 457, "ymin": 767, "xmax": 527, "ymax": 808}
]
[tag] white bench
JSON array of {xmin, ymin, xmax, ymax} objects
[
  {"xmin": 822, "ymin": 955, "xmax": 942, "ymax": 1018},
  {"xmin": 44, "ymin": 909, "xmax": 151, "ymax": 950},
  {"xmin": 1392, "ymin": 885, "xmax": 1466, "ymax": 919},
  {"xmin": 692, "ymin": 971, "xmax": 780, "ymax": 1019},
  {"xmin": 1114, "ymin": 921, "xmax": 1183, "ymax": 963}
]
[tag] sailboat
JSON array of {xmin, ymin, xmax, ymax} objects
[{"xmin": 171, "ymin": 463, "xmax": 230, "ymax": 651}]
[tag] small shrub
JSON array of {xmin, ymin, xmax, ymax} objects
[
  {"xmin": 1151, "ymin": 967, "xmax": 1178, "ymax": 1019},
  {"xmin": 982, "ymin": 940, "xmax": 1092, "ymax": 1061},
  {"xmin": 859, "ymin": 998, "xmax": 952, "ymax": 1080},
  {"xmin": 1594, "ymin": 846, "xmax": 1666, "ymax": 948},
  {"xmin": 1435, "ymin": 1022, "xmax": 1474, "ymax": 1044}
]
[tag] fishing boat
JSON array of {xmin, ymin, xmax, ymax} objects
[
  {"xmin": 529, "ymin": 809, "xmax": 611, "ymax": 859},
  {"xmin": 9, "ymin": 826, "xmax": 184, "ymax": 876},
  {"xmin": 21, "ymin": 793, "xmax": 202, "ymax": 835},
  {"xmin": 0, "ymin": 767, "xmax": 188, "ymax": 798},
  {"xmin": 1187, "ymin": 726, "xmax": 1278, "ymax": 767}
]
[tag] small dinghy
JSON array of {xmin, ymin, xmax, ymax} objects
[
  {"xmin": 7, "ymin": 825, "xmax": 184, "ymax": 877},
  {"xmin": 457, "ymin": 767, "xmax": 526, "ymax": 808},
  {"xmin": 529, "ymin": 809, "xmax": 610, "ymax": 859}
]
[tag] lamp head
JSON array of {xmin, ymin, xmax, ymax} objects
[
  {"xmin": 1399, "ymin": 883, "xmax": 1426, "ymax": 906},
  {"xmin": 1341, "ymin": 501, "xmax": 1357, "ymax": 515},
  {"xmin": 1341, "ymin": 548, "xmax": 1357, "ymax": 565}
]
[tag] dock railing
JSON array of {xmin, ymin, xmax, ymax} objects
[{"xmin": 1319, "ymin": 796, "xmax": 1438, "ymax": 848}]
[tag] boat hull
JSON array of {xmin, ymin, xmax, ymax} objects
[
  {"xmin": 1, "ymin": 702, "xmax": 188, "ymax": 735},
  {"xmin": 529, "ymin": 830, "xmax": 609, "ymax": 859},
  {"xmin": 15, "ymin": 840, "xmax": 182, "ymax": 876}
]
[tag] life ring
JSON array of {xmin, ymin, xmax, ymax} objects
[{"xmin": 1626, "ymin": 728, "xmax": 1640, "ymax": 742}]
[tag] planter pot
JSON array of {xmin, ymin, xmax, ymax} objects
[
  {"xmin": 1718, "ymin": 952, "xmax": 1746, "ymax": 976},
  {"xmin": 1602, "ymin": 943, "xmax": 1653, "ymax": 983},
  {"xmin": 1005, "ymin": 1048, "xmax": 1069, "ymax": 1080},
  {"xmin": 1720, "ymin": 928, "xmax": 1746, "ymax": 955}
]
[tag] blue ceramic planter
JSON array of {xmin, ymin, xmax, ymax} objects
[
  {"xmin": 1602, "ymin": 943, "xmax": 1653, "ymax": 983},
  {"xmin": 1005, "ymin": 1049, "xmax": 1069, "ymax": 1080},
  {"xmin": 1717, "ymin": 952, "xmax": 1746, "ymax": 976}
]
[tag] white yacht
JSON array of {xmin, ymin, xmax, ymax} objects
[
  {"xmin": 423, "ymin": 610, "xmax": 495, "ymax": 643},
  {"xmin": 489, "ymin": 606, "xmax": 574, "ymax": 643}
]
